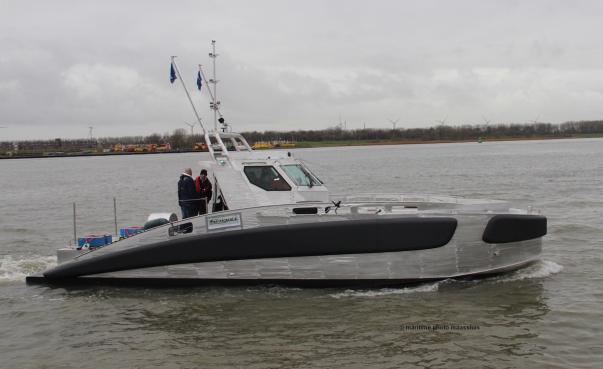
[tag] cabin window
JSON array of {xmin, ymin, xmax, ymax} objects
[
  {"xmin": 281, "ymin": 164, "xmax": 322, "ymax": 187},
  {"xmin": 244, "ymin": 166, "xmax": 291, "ymax": 191}
]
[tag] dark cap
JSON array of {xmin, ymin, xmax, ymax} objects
[{"xmin": 200, "ymin": 169, "xmax": 208, "ymax": 175}]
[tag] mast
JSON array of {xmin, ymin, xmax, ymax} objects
[
  {"xmin": 208, "ymin": 40, "xmax": 219, "ymax": 132},
  {"xmin": 198, "ymin": 42, "xmax": 251, "ymax": 151}
]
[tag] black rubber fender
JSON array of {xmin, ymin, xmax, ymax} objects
[{"xmin": 482, "ymin": 214, "xmax": 547, "ymax": 243}]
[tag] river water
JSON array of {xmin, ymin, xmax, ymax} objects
[{"xmin": 0, "ymin": 138, "xmax": 601, "ymax": 368}]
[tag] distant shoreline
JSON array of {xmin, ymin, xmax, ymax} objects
[
  {"xmin": 0, "ymin": 149, "xmax": 198, "ymax": 160},
  {"xmin": 1, "ymin": 134, "xmax": 601, "ymax": 160},
  {"xmin": 291, "ymin": 134, "xmax": 599, "ymax": 148}
]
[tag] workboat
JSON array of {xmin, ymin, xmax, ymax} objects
[{"xmin": 27, "ymin": 42, "xmax": 547, "ymax": 287}]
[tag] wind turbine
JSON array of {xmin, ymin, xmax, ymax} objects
[
  {"xmin": 481, "ymin": 115, "xmax": 491, "ymax": 132},
  {"xmin": 530, "ymin": 114, "xmax": 541, "ymax": 124},
  {"xmin": 338, "ymin": 114, "xmax": 347, "ymax": 130},
  {"xmin": 477, "ymin": 116, "xmax": 492, "ymax": 143},
  {"xmin": 436, "ymin": 115, "xmax": 448, "ymax": 126},
  {"xmin": 88, "ymin": 126, "xmax": 94, "ymax": 140},
  {"xmin": 388, "ymin": 118, "xmax": 400, "ymax": 130},
  {"xmin": 184, "ymin": 121, "xmax": 196, "ymax": 136}
]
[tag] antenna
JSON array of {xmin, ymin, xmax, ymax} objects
[{"xmin": 388, "ymin": 118, "xmax": 400, "ymax": 130}]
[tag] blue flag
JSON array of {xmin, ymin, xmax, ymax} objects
[
  {"xmin": 170, "ymin": 63, "xmax": 177, "ymax": 84},
  {"xmin": 197, "ymin": 71, "xmax": 202, "ymax": 90}
]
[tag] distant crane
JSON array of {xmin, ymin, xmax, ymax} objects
[{"xmin": 388, "ymin": 118, "xmax": 400, "ymax": 130}]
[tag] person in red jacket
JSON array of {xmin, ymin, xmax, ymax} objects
[{"xmin": 194, "ymin": 169, "xmax": 213, "ymax": 215}]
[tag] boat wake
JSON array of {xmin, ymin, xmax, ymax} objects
[
  {"xmin": 329, "ymin": 280, "xmax": 447, "ymax": 299},
  {"xmin": 0, "ymin": 255, "xmax": 56, "ymax": 283},
  {"xmin": 329, "ymin": 260, "xmax": 563, "ymax": 298},
  {"xmin": 493, "ymin": 259, "xmax": 563, "ymax": 282}
]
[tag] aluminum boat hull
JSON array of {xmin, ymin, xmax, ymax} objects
[{"xmin": 27, "ymin": 201, "xmax": 546, "ymax": 287}]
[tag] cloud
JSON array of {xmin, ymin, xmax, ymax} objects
[
  {"xmin": 62, "ymin": 64, "xmax": 143, "ymax": 100},
  {"xmin": 1, "ymin": 0, "xmax": 603, "ymax": 139}
]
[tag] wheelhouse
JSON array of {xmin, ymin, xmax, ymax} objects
[{"xmin": 199, "ymin": 132, "xmax": 330, "ymax": 211}]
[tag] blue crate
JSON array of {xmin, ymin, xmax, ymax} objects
[
  {"xmin": 119, "ymin": 226, "xmax": 144, "ymax": 238},
  {"xmin": 77, "ymin": 235, "xmax": 110, "ymax": 248}
]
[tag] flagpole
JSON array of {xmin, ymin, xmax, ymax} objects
[
  {"xmin": 171, "ymin": 56, "xmax": 215, "ymax": 157},
  {"xmin": 170, "ymin": 56, "xmax": 207, "ymax": 135}
]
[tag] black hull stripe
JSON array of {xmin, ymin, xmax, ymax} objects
[{"xmin": 44, "ymin": 217, "xmax": 457, "ymax": 279}]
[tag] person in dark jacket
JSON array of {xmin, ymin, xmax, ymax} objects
[
  {"xmin": 194, "ymin": 169, "xmax": 213, "ymax": 215},
  {"xmin": 178, "ymin": 168, "xmax": 196, "ymax": 219}
]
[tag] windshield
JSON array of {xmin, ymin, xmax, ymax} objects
[
  {"xmin": 244, "ymin": 166, "xmax": 291, "ymax": 191},
  {"xmin": 281, "ymin": 164, "xmax": 322, "ymax": 187}
]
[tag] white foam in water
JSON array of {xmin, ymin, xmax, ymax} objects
[
  {"xmin": 329, "ymin": 261, "xmax": 564, "ymax": 298},
  {"xmin": 495, "ymin": 259, "xmax": 563, "ymax": 282},
  {"xmin": 0, "ymin": 255, "xmax": 56, "ymax": 283},
  {"xmin": 329, "ymin": 280, "xmax": 445, "ymax": 299}
]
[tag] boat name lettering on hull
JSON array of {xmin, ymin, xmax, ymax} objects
[{"xmin": 207, "ymin": 213, "xmax": 243, "ymax": 231}]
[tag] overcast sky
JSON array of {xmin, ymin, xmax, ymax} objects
[{"xmin": 1, "ymin": 0, "xmax": 603, "ymax": 140}]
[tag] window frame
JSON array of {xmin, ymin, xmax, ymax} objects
[
  {"xmin": 243, "ymin": 165, "xmax": 292, "ymax": 191},
  {"xmin": 280, "ymin": 164, "xmax": 323, "ymax": 187}
]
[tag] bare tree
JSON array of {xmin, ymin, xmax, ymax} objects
[{"xmin": 170, "ymin": 128, "xmax": 188, "ymax": 150}]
